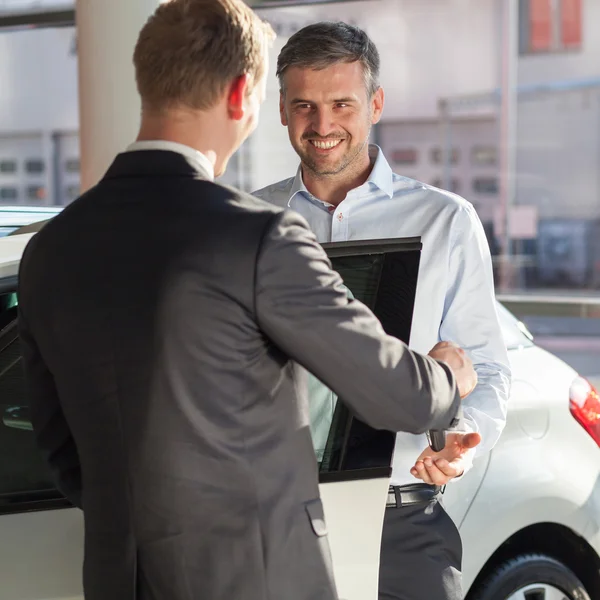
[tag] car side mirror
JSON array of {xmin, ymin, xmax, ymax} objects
[{"xmin": 2, "ymin": 405, "xmax": 33, "ymax": 431}]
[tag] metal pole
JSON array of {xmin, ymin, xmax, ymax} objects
[
  {"xmin": 499, "ymin": 0, "xmax": 518, "ymax": 291},
  {"xmin": 439, "ymin": 98, "xmax": 452, "ymax": 191}
]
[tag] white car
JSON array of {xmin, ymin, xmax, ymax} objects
[
  {"xmin": 1, "ymin": 230, "xmax": 600, "ymax": 600},
  {"xmin": 0, "ymin": 207, "xmax": 62, "ymax": 237}
]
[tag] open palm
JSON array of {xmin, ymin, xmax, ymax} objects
[{"xmin": 410, "ymin": 432, "xmax": 482, "ymax": 486}]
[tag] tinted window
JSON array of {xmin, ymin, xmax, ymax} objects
[
  {"xmin": 0, "ymin": 294, "xmax": 60, "ymax": 512},
  {"xmin": 314, "ymin": 240, "xmax": 421, "ymax": 479}
]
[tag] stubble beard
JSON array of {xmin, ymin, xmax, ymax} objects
[{"xmin": 297, "ymin": 136, "xmax": 370, "ymax": 179}]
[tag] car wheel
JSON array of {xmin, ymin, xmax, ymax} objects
[{"xmin": 470, "ymin": 553, "xmax": 591, "ymax": 600}]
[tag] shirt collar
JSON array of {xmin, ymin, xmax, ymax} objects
[
  {"xmin": 288, "ymin": 144, "xmax": 394, "ymax": 208},
  {"xmin": 126, "ymin": 140, "xmax": 215, "ymax": 181},
  {"xmin": 366, "ymin": 144, "xmax": 395, "ymax": 198}
]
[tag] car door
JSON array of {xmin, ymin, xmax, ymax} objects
[
  {"xmin": 1, "ymin": 236, "xmax": 422, "ymax": 600},
  {"xmin": 0, "ymin": 284, "xmax": 83, "ymax": 600},
  {"xmin": 316, "ymin": 238, "xmax": 423, "ymax": 600}
]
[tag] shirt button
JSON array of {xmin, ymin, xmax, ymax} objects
[{"xmin": 337, "ymin": 213, "xmax": 343, "ymax": 221}]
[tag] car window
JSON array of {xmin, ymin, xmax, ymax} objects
[
  {"xmin": 315, "ymin": 240, "xmax": 422, "ymax": 480},
  {"xmin": 496, "ymin": 301, "xmax": 534, "ymax": 350},
  {"xmin": 0, "ymin": 292, "xmax": 62, "ymax": 513}
]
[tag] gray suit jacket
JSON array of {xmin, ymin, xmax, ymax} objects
[{"xmin": 18, "ymin": 150, "xmax": 460, "ymax": 600}]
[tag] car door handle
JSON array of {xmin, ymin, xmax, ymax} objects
[{"xmin": 2, "ymin": 405, "xmax": 33, "ymax": 431}]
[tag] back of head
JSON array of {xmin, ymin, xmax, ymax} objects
[
  {"xmin": 276, "ymin": 21, "xmax": 380, "ymax": 98},
  {"xmin": 133, "ymin": 0, "xmax": 274, "ymax": 112}
]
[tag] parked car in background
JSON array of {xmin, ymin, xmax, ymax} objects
[{"xmin": 1, "ymin": 229, "xmax": 600, "ymax": 600}]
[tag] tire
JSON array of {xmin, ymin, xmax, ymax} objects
[{"xmin": 470, "ymin": 553, "xmax": 591, "ymax": 600}]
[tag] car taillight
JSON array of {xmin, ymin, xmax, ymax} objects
[{"xmin": 570, "ymin": 376, "xmax": 600, "ymax": 447}]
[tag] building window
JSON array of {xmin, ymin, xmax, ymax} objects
[
  {"xmin": 519, "ymin": 0, "xmax": 582, "ymax": 54},
  {"xmin": 471, "ymin": 146, "xmax": 498, "ymax": 166},
  {"xmin": 0, "ymin": 187, "xmax": 18, "ymax": 201},
  {"xmin": 25, "ymin": 159, "xmax": 45, "ymax": 174},
  {"xmin": 473, "ymin": 177, "xmax": 499, "ymax": 194},
  {"xmin": 431, "ymin": 178, "xmax": 461, "ymax": 194},
  {"xmin": 26, "ymin": 186, "xmax": 47, "ymax": 202},
  {"xmin": 0, "ymin": 160, "xmax": 17, "ymax": 174},
  {"xmin": 65, "ymin": 159, "xmax": 80, "ymax": 173},
  {"xmin": 561, "ymin": 0, "xmax": 582, "ymax": 48},
  {"xmin": 65, "ymin": 185, "xmax": 80, "ymax": 203},
  {"xmin": 391, "ymin": 148, "xmax": 418, "ymax": 165},
  {"xmin": 430, "ymin": 147, "xmax": 459, "ymax": 165}
]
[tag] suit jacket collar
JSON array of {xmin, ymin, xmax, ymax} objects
[{"xmin": 103, "ymin": 149, "xmax": 213, "ymax": 183}]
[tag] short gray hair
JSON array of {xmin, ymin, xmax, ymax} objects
[{"xmin": 276, "ymin": 22, "xmax": 380, "ymax": 98}]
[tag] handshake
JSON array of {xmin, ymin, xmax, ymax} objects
[{"xmin": 429, "ymin": 341, "xmax": 477, "ymax": 399}]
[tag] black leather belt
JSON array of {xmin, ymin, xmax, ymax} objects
[{"xmin": 386, "ymin": 484, "xmax": 443, "ymax": 508}]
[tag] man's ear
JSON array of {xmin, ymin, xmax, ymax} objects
[
  {"xmin": 279, "ymin": 92, "xmax": 288, "ymax": 126},
  {"xmin": 371, "ymin": 86, "xmax": 384, "ymax": 125},
  {"xmin": 227, "ymin": 74, "xmax": 250, "ymax": 121}
]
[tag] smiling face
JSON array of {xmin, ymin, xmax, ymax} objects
[{"xmin": 280, "ymin": 61, "xmax": 384, "ymax": 178}]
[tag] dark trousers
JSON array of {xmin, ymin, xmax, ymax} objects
[{"xmin": 378, "ymin": 496, "xmax": 463, "ymax": 600}]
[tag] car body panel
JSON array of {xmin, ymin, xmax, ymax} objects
[
  {"xmin": 1, "ymin": 507, "xmax": 83, "ymax": 600},
  {"xmin": 456, "ymin": 344, "xmax": 600, "ymax": 593},
  {"xmin": 320, "ymin": 477, "xmax": 389, "ymax": 600}
]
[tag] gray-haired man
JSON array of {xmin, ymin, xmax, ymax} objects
[{"xmin": 254, "ymin": 22, "xmax": 511, "ymax": 600}]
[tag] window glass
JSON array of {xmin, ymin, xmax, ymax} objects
[
  {"xmin": 0, "ymin": 24, "xmax": 77, "ymax": 209},
  {"xmin": 64, "ymin": 158, "xmax": 79, "ymax": 173},
  {"xmin": 431, "ymin": 147, "xmax": 460, "ymax": 165},
  {"xmin": 431, "ymin": 178, "xmax": 461, "ymax": 194},
  {"xmin": 65, "ymin": 184, "xmax": 80, "ymax": 203},
  {"xmin": 471, "ymin": 146, "xmax": 498, "ymax": 166},
  {"xmin": 25, "ymin": 159, "xmax": 45, "ymax": 174},
  {"xmin": 314, "ymin": 242, "xmax": 420, "ymax": 476},
  {"xmin": 0, "ymin": 187, "xmax": 18, "ymax": 201},
  {"xmin": 0, "ymin": 294, "xmax": 58, "ymax": 508},
  {"xmin": 519, "ymin": 0, "xmax": 583, "ymax": 54},
  {"xmin": 312, "ymin": 258, "xmax": 385, "ymax": 473},
  {"xmin": 0, "ymin": 160, "xmax": 17, "ymax": 174},
  {"xmin": 390, "ymin": 148, "xmax": 418, "ymax": 166},
  {"xmin": 473, "ymin": 177, "xmax": 499, "ymax": 194},
  {"xmin": 26, "ymin": 185, "xmax": 46, "ymax": 202}
]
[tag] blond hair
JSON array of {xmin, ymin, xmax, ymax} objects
[{"xmin": 133, "ymin": 0, "xmax": 275, "ymax": 111}]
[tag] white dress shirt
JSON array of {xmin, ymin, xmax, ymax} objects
[
  {"xmin": 126, "ymin": 140, "xmax": 215, "ymax": 181},
  {"xmin": 253, "ymin": 145, "xmax": 511, "ymax": 486}
]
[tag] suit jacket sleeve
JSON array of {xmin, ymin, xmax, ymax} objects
[
  {"xmin": 254, "ymin": 210, "xmax": 461, "ymax": 434},
  {"xmin": 18, "ymin": 241, "xmax": 83, "ymax": 509}
]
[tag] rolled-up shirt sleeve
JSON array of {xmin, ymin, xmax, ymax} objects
[{"xmin": 439, "ymin": 202, "xmax": 512, "ymax": 457}]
